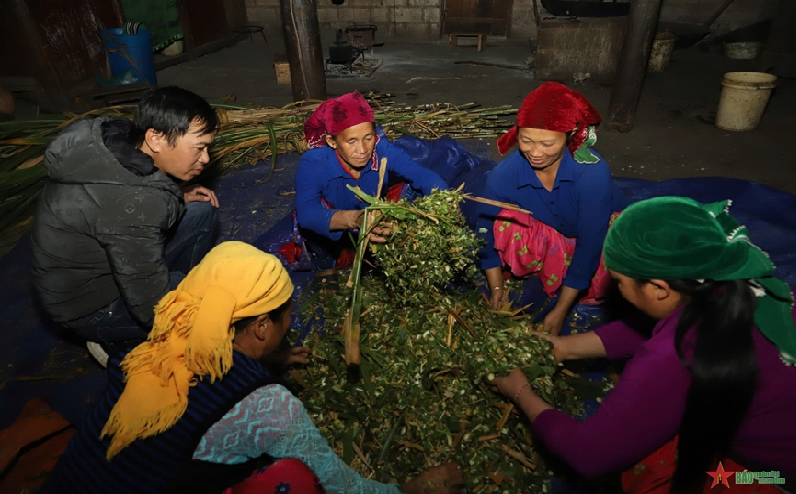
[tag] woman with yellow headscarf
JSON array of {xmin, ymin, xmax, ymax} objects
[
  {"xmin": 45, "ymin": 241, "xmax": 463, "ymax": 494},
  {"xmin": 489, "ymin": 197, "xmax": 796, "ymax": 493}
]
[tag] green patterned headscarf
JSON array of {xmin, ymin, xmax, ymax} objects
[{"xmin": 603, "ymin": 196, "xmax": 796, "ymax": 365}]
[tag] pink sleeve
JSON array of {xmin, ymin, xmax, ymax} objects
[{"xmin": 532, "ymin": 344, "xmax": 690, "ymax": 476}]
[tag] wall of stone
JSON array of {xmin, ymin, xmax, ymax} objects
[
  {"xmin": 244, "ymin": 0, "xmax": 775, "ymax": 44},
  {"xmin": 509, "ymin": 0, "xmax": 541, "ymax": 41},
  {"xmin": 246, "ymin": 0, "xmax": 443, "ymax": 40},
  {"xmin": 245, "ymin": 0, "xmax": 281, "ymax": 37}
]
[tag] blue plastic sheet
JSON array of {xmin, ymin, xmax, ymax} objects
[{"xmin": 2, "ymin": 135, "xmax": 795, "ymax": 492}]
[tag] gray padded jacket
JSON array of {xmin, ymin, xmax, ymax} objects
[{"xmin": 30, "ymin": 117, "xmax": 183, "ymax": 328}]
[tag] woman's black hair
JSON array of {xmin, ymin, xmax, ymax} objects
[
  {"xmin": 651, "ymin": 278, "xmax": 758, "ymax": 492},
  {"xmin": 129, "ymin": 86, "xmax": 218, "ymax": 148},
  {"xmin": 232, "ymin": 298, "xmax": 292, "ymax": 333},
  {"xmin": 231, "ymin": 297, "xmax": 297, "ymax": 396}
]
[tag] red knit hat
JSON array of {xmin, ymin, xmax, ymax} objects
[
  {"xmin": 303, "ymin": 92, "xmax": 375, "ymax": 149},
  {"xmin": 497, "ymin": 82, "xmax": 602, "ymax": 156}
]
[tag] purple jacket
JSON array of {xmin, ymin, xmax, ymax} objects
[{"xmin": 534, "ymin": 305, "xmax": 796, "ymax": 478}]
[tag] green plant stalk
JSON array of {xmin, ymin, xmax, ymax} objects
[
  {"xmin": 344, "ymin": 208, "xmax": 371, "ymax": 366},
  {"xmin": 266, "ymin": 122, "xmax": 278, "ymax": 182}
]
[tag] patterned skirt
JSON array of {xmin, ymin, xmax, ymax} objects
[
  {"xmin": 492, "ymin": 210, "xmax": 620, "ymax": 303},
  {"xmin": 622, "ymin": 435, "xmax": 782, "ymax": 494}
]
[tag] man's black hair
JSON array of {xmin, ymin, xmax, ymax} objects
[{"xmin": 129, "ymin": 86, "xmax": 218, "ymax": 148}]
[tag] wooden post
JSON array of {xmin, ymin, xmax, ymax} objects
[
  {"xmin": 607, "ymin": 0, "xmax": 663, "ymax": 133},
  {"xmin": 281, "ymin": 0, "xmax": 326, "ymax": 101},
  {"xmin": 176, "ymin": 0, "xmax": 197, "ymax": 61}
]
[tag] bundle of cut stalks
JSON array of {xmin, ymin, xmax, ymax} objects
[
  {"xmin": 0, "ymin": 93, "xmax": 516, "ymax": 255},
  {"xmin": 211, "ymin": 94, "xmax": 516, "ymax": 174}
]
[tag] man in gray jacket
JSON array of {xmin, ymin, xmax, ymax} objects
[{"xmin": 31, "ymin": 87, "xmax": 220, "ymax": 349}]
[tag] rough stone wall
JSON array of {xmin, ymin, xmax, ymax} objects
[
  {"xmin": 246, "ymin": 0, "xmax": 442, "ymax": 39},
  {"xmin": 245, "ymin": 0, "xmax": 775, "ymax": 44},
  {"xmin": 245, "ymin": 0, "xmax": 281, "ymax": 36},
  {"xmin": 509, "ymin": 0, "xmax": 541, "ymax": 41}
]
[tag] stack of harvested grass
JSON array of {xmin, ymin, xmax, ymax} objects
[
  {"xmin": 0, "ymin": 93, "xmax": 516, "ymax": 255},
  {"xmin": 212, "ymin": 94, "xmax": 516, "ymax": 174}
]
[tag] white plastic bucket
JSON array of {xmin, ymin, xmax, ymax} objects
[
  {"xmin": 715, "ymin": 72, "xmax": 777, "ymax": 131},
  {"xmin": 648, "ymin": 32, "xmax": 678, "ymax": 72}
]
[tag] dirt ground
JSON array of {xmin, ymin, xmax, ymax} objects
[{"xmin": 155, "ymin": 33, "xmax": 796, "ymax": 195}]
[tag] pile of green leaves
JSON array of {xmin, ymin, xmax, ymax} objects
[
  {"xmin": 293, "ymin": 191, "xmax": 608, "ymax": 492},
  {"xmin": 298, "ymin": 279, "xmax": 574, "ymax": 493},
  {"xmin": 369, "ymin": 189, "xmax": 481, "ymax": 306}
]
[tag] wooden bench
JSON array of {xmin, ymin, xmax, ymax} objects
[{"xmin": 448, "ymin": 33, "xmax": 487, "ymax": 52}]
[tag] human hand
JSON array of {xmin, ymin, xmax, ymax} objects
[
  {"xmin": 261, "ymin": 346, "xmax": 312, "ymax": 368},
  {"xmin": 182, "ymin": 184, "xmax": 219, "ymax": 208},
  {"xmin": 533, "ymin": 331, "xmax": 567, "ymax": 363},
  {"xmin": 346, "ymin": 210, "xmax": 392, "ymax": 243},
  {"xmin": 402, "ymin": 462, "xmax": 464, "ymax": 494},
  {"xmin": 345, "ymin": 210, "xmax": 366, "ymax": 229},
  {"xmin": 488, "ymin": 367, "xmax": 534, "ymax": 403},
  {"xmin": 542, "ymin": 309, "xmax": 566, "ymax": 336},
  {"xmin": 368, "ymin": 224, "xmax": 392, "ymax": 243},
  {"xmin": 489, "ymin": 286, "xmax": 509, "ymax": 310}
]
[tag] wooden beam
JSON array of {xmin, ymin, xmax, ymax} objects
[
  {"xmin": 176, "ymin": 0, "xmax": 197, "ymax": 61},
  {"xmin": 280, "ymin": 0, "xmax": 326, "ymax": 101},
  {"xmin": 607, "ymin": 0, "xmax": 663, "ymax": 133}
]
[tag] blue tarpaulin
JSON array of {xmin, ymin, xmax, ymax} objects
[{"xmin": 1, "ymin": 135, "xmax": 794, "ymax": 491}]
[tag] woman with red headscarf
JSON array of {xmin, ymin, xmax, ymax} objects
[
  {"xmin": 295, "ymin": 92, "xmax": 448, "ymax": 287},
  {"xmin": 476, "ymin": 82, "xmax": 627, "ymax": 334}
]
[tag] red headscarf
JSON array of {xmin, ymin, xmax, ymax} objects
[
  {"xmin": 303, "ymin": 92, "xmax": 375, "ymax": 149},
  {"xmin": 497, "ymin": 82, "xmax": 602, "ymax": 156}
]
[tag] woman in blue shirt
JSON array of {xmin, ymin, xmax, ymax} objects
[
  {"xmin": 295, "ymin": 92, "xmax": 448, "ymax": 287},
  {"xmin": 477, "ymin": 82, "xmax": 627, "ymax": 334}
]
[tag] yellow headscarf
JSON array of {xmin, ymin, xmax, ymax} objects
[{"xmin": 101, "ymin": 241, "xmax": 294, "ymax": 459}]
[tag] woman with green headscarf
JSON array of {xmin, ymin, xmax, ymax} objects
[{"xmin": 489, "ymin": 197, "xmax": 796, "ymax": 493}]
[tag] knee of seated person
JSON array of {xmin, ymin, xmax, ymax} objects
[{"xmin": 185, "ymin": 200, "xmax": 218, "ymax": 224}]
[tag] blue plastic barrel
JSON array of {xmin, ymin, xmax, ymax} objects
[{"xmin": 100, "ymin": 29, "xmax": 157, "ymax": 85}]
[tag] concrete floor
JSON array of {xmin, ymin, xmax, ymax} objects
[{"xmin": 157, "ymin": 34, "xmax": 796, "ymax": 194}]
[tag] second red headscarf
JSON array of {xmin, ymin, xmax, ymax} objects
[
  {"xmin": 303, "ymin": 92, "xmax": 375, "ymax": 149},
  {"xmin": 497, "ymin": 82, "xmax": 602, "ymax": 158}
]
